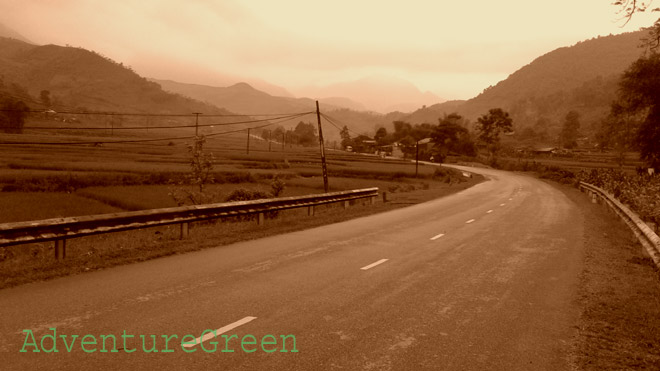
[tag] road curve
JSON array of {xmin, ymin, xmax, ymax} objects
[{"xmin": 0, "ymin": 165, "xmax": 584, "ymax": 370}]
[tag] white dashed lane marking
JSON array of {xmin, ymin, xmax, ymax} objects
[
  {"xmin": 361, "ymin": 259, "xmax": 389, "ymax": 270},
  {"xmin": 183, "ymin": 316, "xmax": 257, "ymax": 348},
  {"xmin": 486, "ymin": 210, "xmax": 493, "ymax": 214},
  {"xmin": 465, "ymin": 219, "xmax": 475, "ymax": 224},
  {"xmin": 430, "ymin": 233, "xmax": 445, "ymax": 241}
]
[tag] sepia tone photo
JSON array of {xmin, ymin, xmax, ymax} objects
[{"xmin": 1, "ymin": 1, "xmax": 659, "ymax": 369}]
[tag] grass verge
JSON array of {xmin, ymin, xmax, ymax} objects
[
  {"xmin": 561, "ymin": 185, "xmax": 660, "ymax": 369},
  {"xmin": 0, "ymin": 175, "xmax": 483, "ymax": 289}
]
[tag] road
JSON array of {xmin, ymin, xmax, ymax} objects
[{"xmin": 0, "ymin": 165, "xmax": 584, "ymax": 370}]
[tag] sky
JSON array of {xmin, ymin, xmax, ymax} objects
[{"xmin": 0, "ymin": 0, "xmax": 658, "ymax": 102}]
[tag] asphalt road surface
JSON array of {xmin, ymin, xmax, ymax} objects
[{"xmin": 0, "ymin": 165, "xmax": 584, "ymax": 370}]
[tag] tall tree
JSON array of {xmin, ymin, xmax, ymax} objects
[
  {"xmin": 431, "ymin": 121, "xmax": 469, "ymax": 163},
  {"xmin": 559, "ymin": 111, "xmax": 581, "ymax": 149},
  {"xmin": 39, "ymin": 90, "xmax": 51, "ymax": 108},
  {"xmin": 615, "ymin": 52, "xmax": 660, "ymax": 167},
  {"xmin": 474, "ymin": 108, "xmax": 513, "ymax": 158},
  {"xmin": 293, "ymin": 121, "xmax": 317, "ymax": 147},
  {"xmin": 374, "ymin": 127, "xmax": 388, "ymax": 145},
  {"xmin": 340, "ymin": 125, "xmax": 352, "ymax": 149},
  {"xmin": 0, "ymin": 98, "xmax": 29, "ymax": 134}
]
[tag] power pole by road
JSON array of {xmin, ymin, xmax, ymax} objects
[
  {"xmin": 246, "ymin": 128, "xmax": 251, "ymax": 155},
  {"xmin": 192, "ymin": 112, "xmax": 202, "ymax": 136},
  {"xmin": 316, "ymin": 101, "xmax": 329, "ymax": 193}
]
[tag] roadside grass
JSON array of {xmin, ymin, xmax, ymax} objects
[
  {"xmin": 0, "ymin": 175, "xmax": 483, "ymax": 289},
  {"xmin": 562, "ymin": 186, "xmax": 660, "ymax": 369},
  {"xmin": 0, "ymin": 192, "xmax": 123, "ymax": 223},
  {"xmin": 0, "ymin": 128, "xmax": 482, "ymax": 288}
]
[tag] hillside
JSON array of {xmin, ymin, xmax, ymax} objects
[
  {"xmin": 401, "ymin": 31, "xmax": 648, "ymax": 143},
  {"xmin": 0, "ymin": 37, "xmax": 228, "ymax": 115}
]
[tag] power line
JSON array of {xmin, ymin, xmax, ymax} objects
[
  {"xmin": 21, "ymin": 112, "xmax": 314, "ymax": 130},
  {"xmin": 320, "ymin": 112, "xmax": 371, "ymax": 138},
  {"xmin": 1, "ymin": 108, "xmax": 314, "ymax": 118},
  {"xmin": 0, "ymin": 112, "xmax": 313, "ymax": 146}
]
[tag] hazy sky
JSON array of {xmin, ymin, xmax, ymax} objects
[{"xmin": 1, "ymin": 0, "xmax": 657, "ymax": 100}]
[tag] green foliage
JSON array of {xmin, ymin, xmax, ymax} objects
[
  {"xmin": 430, "ymin": 113, "xmax": 476, "ymax": 162},
  {"xmin": 0, "ymin": 98, "xmax": 28, "ymax": 134},
  {"xmin": 293, "ymin": 121, "xmax": 318, "ymax": 147},
  {"xmin": 169, "ymin": 136, "xmax": 222, "ymax": 206},
  {"xmin": 559, "ymin": 111, "xmax": 581, "ymax": 149},
  {"xmin": 613, "ymin": 52, "xmax": 660, "ymax": 167},
  {"xmin": 474, "ymin": 108, "xmax": 513, "ymax": 157},
  {"xmin": 340, "ymin": 125, "xmax": 351, "ymax": 149},
  {"xmin": 579, "ymin": 168, "xmax": 660, "ymax": 226},
  {"xmin": 374, "ymin": 127, "xmax": 388, "ymax": 145}
]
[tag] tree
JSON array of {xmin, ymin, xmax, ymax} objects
[
  {"xmin": 431, "ymin": 122, "xmax": 468, "ymax": 163},
  {"xmin": 614, "ymin": 0, "xmax": 660, "ymax": 50},
  {"xmin": 392, "ymin": 121, "xmax": 412, "ymax": 141},
  {"xmin": 615, "ymin": 52, "xmax": 660, "ymax": 168},
  {"xmin": 340, "ymin": 125, "xmax": 351, "ymax": 149},
  {"xmin": 474, "ymin": 108, "xmax": 513, "ymax": 158},
  {"xmin": 374, "ymin": 127, "xmax": 388, "ymax": 145},
  {"xmin": 40, "ymin": 90, "xmax": 51, "ymax": 107},
  {"xmin": 169, "ymin": 135, "xmax": 221, "ymax": 205},
  {"xmin": 293, "ymin": 121, "xmax": 317, "ymax": 147},
  {"xmin": 0, "ymin": 98, "xmax": 29, "ymax": 134},
  {"xmin": 596, "ymin": 102, "xmax": 639, "ymax": 163},
  {"xmin": 559, "ymin": 111, "xmax": 581, "ymax": 149}
]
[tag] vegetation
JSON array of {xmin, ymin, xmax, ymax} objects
[
  {"xmin": 613, "ymin": 52, "xmax": 660, "ymax": 168},
  {"xmin": 559, "ymin": 111, "xmax": 581, "ymax": 149},
  {"xmin": 474, "ymin": 108, "xmax": 513, "ymax": 159},
  {"xmin": 0, "ymin": 97, "xmax": 28, "ymax": 133},
  {"xmin": 429, "ymin": 113, "xmax": 475, "ymax": 163},
  {"xmin": 168, "ymin": 135, "xmax": 222, "ymax": 206},
  {"xmin": 578, "ymin": 168, "xmax": 660, "ymax": 229}
]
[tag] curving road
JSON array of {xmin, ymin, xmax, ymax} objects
[{"xmin": 0, "ymin": 165, "xmax": 584, "ymax": 370}]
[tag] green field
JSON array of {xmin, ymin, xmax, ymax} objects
[{"xmin": 0, "ymin": 124, "xmax": 483, "ymax": 288}]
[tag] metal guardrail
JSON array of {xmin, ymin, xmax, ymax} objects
[
  {"xmin": 0, "ymin": 187, "xmax": 379, "ymax": 259},
  {"xmin": 579, "ymin": 181, "xmax": 660, "ymax": 268}
]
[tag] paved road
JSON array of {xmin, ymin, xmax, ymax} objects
[{"xmin": 0, "ymin": 166, "xmax": 584, "ymax": 370}]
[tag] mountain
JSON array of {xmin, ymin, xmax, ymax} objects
[
  {"xmin": 400, "ymin": 31, "xmax": 648, "ymax": 143},
  {"xmin": 151, "ymin": 78, "xmax": 366, "ymax": 114},
  {"xmin": 0, "ymin": 37, "xmax": 228, "ymax": 115},
  {"xmin": 297, "ymin": 74, "xmax": 442, "ymax": 113},
  {"xmin": 0, "ymin": 23, "xmax": 32, "ymax": 44}
]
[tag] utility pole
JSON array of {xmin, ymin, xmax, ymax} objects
[
  {"xmin": 268, "ymin": 130, "xmax": 272, "ymax": 152},
  {"xmin": 192, "ymin": 112, "xmax": 202, "ymax": 136},
  {"xmin": 316, "ymin": 101, "xmax": 329, "ymax": 193},
  {"xmin": 282, "ymin": 132, "xmax": 285, "ymax": 151},
  {"xmin": 246, "ymin": 128, "xmax": 251, "ymax": 155},
  {"xmin": 415, "ymin": 140, "xmax": 420, "ymax": 178}
]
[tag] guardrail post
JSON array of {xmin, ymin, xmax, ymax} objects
[
  {"xmin": 308, "ymin": 206, "xmax": 315, "ymax": 216},
  {"xmin": 591, "ymin": 193, "xmax": 598, "ymax": 204},
  {"xmin": 180, "ymin": 222, "xmax": 189, "ymax": 239},
  {"xmin": 344, "ymin": 201, "xmax": 350, "ymax": 209},
  {"xmin": 370, "ymin": 196, "xmax": 376, "ymax": 205},
  {"xmin": 54, "ymin": 239, "xmax": 66, "ymax": 260},
  {"xmin": 382, "ymin": 192, "xmax": 388, "ymax": 203},
  {"xmin": 258, "ymin": 212, "xmax": 265, "ymax": 226}
]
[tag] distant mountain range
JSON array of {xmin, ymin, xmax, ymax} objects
[
  {"xmin": 297, "ymin": 75, "xmax": 442, "ymax": 113},
  {"xmin": 0, "ymin": 20, "xmax": 649, "ymax": 146},
  {"xmin": 151, "ymin": 79, "xmax": 367, "ymax": 115}
]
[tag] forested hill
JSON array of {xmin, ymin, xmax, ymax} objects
[
  {"xmin": 0, "ymin": 37, "xmax": 227, "ymax": 115},
  {"xmin": 403, "ymin": 31, "xmax": 648, "ymax": 142}
]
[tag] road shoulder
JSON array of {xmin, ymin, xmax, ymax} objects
[{"xmin": 557, "ymin": 183, "xmax": 660, "ymax": 369}]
